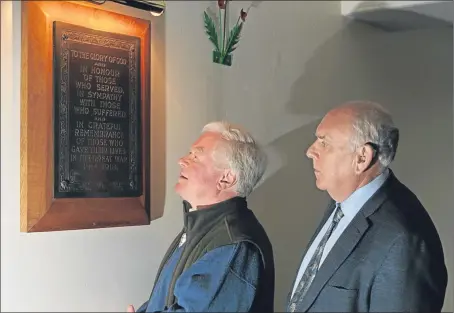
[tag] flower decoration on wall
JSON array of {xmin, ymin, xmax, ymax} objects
[{"xmin": 203, "ymin": 0, "xmax": 251, "ymax": 66}]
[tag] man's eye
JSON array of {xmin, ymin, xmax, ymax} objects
[
  {"xmin": 189, "ymin": 152, "xmax": 198, "ymax": 160},
  {"xmin": 320, "ymin": 141, "xmax": 326, "ymax": 147}
]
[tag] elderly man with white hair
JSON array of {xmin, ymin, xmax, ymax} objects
[
  {"xmin": 129, "ymin": 121, "xmax": 275, "ymax": 313},
  {"xmin": 287, "ymin": 101, "xmax": 448, "ymax": 312}
]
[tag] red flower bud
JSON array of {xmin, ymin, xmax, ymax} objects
[
  {"xmin": 240, "ymin": 8, "xmax": 247, "ymax": 22},
  {"xmin": 218, "ymin": 0, "xmax": 226, "ymax": 9}
]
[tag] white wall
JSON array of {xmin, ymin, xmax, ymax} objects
[
  {"xmin": 219, "ymin": 1, "xmax": 452, "ymax": 311},
  {"xmin": 2, "ymin": 1, "xmax": 452, "ymax": 312}
]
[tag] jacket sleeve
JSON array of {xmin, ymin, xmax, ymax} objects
[
  {"xmin": 158, "ymin": 241, "xmax": 262, "ymax": 312},
  {"xmin": 370, "ymin": 233, "xmax": 447, "ymax": 312}
]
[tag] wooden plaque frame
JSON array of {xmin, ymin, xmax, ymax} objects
[{"xmin": 20, "ymin": 1, "xmax": 151, "ymax": 232}]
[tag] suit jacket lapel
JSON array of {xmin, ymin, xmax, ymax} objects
[
  {"xmin": 298, "ymin": 173, "xmax": 392, "ymax": 312},
  {"xmin": 286, "ymin": 201, "xmax": 336, "ymax": 305},
  {"xmin": 298, "ymin": 213, "xmax": 370, "ymax": 312}
]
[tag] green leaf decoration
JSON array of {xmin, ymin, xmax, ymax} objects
[
  {"xmin": 223, "ymin": 22, "xmax": 243, "ymax": 56},
  {"xmin": 203, "ymin": 11, "xmax": 220, "ymax": 53}
]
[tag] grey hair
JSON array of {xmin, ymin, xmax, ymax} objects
[
  {"xmin": 343, "ymin": 101, "xmax": 399, "ymax": 169},
  {"xmin": 201, "ymin": 121, "xmax": 267, "ymax": 197}
]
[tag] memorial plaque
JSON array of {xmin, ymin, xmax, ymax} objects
[
  {"xmin": 53, "ymin": 21, "xmax": 142, "ymax": 198},
  {"xmin": 21, "ymin": 1, "xmax": 154, "ymax": 232}
]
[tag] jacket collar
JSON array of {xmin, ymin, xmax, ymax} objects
[{"xmin": 182, "ymin": 197, "xmax": 248, "ymax": 235}]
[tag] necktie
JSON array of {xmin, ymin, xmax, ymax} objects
[{"xmin": 288, "ymin": 204, "xmax": 344, "ymax": 312}]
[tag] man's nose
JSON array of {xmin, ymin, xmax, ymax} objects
[
  {"xmin": 178, "ymin": 156, "xmax": 189, "ymax": 168},
  {"xmin": 306, "ymin": 143, "xmax": 317, "ymax": 159}
]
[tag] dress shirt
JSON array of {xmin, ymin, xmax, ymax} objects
[{"xmin": 291, "ymin": 169, "xmax": 390, "ymax": 297}]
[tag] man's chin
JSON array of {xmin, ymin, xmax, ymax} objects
[
  {"xmin": 315, "ymin": 179, "xmax": 326, "ymax": 191},
  {"xmin": 174, "ymin": 182, "xmax": 183, "ymax": 193},
  {"xmin": 174, "ymin": 183, "xmax": 189, "ymax": 199}
]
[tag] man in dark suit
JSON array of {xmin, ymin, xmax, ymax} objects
[{"xmin": 287, "ymin": 101, "xmax": 448, "ymax": 312}]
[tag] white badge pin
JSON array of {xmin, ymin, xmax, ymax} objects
[{"xmin": 179, "ymin": 233, "xmax": 187, "ymax": 247}]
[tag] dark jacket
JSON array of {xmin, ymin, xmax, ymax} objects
[
  {"xmin": 139, "ymin": 197, "xmax": 275, "ymax": 312},
  {"xmin": 287, "ymin": 170, "xmax": 448, "ymax": 312}
]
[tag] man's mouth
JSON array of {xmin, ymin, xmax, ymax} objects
[{"xmin": 179, "ymin": 173, "xmax": 188, "ymax": 180}]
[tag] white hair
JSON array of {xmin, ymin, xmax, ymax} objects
[
  {"xmin": 201, "ymin": 121, "xmax": 267, "ymax": 197},
  {"xmin": 343, "ymin": 101, "xmax": 399, "ymax": 169}
]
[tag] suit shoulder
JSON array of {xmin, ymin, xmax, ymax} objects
[{"xmin": 369, "ymin": 177, "xmax": 443, "ymax": 251}]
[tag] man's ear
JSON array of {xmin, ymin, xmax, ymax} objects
[
  {"xmin": 354, "ymin": 144, "xmax": 375, "ymax": 174},
  {"xmin": 217, "ymin": 170, "xmax": 237, "ymax": 190}
]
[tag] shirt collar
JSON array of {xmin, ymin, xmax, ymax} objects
[{"xmin": 338, "ymin": 168, "xmax": 390, "ymax": 219}]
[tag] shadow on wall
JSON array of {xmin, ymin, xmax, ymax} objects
[
  {"xmin": 247, "ymin": 19, "xmax": 384, "ymax": 310},
  {"xmin": 149, "ymin": 9, "xmax": 167, "ymax": 220},
  {"xmin": 284, "ymin": 22, "xmax": 386, "ymax": 116},
  {"xmin": 248, "ymin": 119, "xmax": 329, "ymax": 307},
  {"xmin": 248, "ymin": 16, "xmax": 452, "ymax": 311}
]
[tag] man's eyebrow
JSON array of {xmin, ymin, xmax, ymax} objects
[
  {"xmin": 192, "ymin": 146, "xmax": 204, "ymax": 153},
  {"xmin": 316, "ymin": 134, "xmax": 332, "ymax": 142}
]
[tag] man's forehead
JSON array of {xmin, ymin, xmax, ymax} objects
[
  {"xmin": 316, "ymin": 112, "xmax": 353, "ymax": 139},
  {"xmin": 191, "ymin": 132, "xmax": 221, "ymax": 150}
]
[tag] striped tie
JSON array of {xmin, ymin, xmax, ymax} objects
[{"xmin": 288, "ymin": 204, "xmax": 344, "ymax": 312}]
